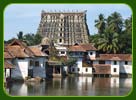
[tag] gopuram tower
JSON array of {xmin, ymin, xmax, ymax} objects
[{"xmin": 37, "ymin": 10, "xmax": 90, "ymax": 46}]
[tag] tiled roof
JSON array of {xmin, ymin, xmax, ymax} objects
[
  {"xmin": 69, "ymin": 43, "xmax": 97, "ymax": 52},
  {"xmin": 4, "ymin": 47, "xmax": 15, "ymax": 59},
  {"xmin": 69, "ymin": 45, "xmax": 85, "ymax": 52},
  {"xmin": 6, "ymin": 45, "xmax": 33, "ymax": 58},
  {"xmin": 29, "ymin": 47, "xmax": 48, "ymax": 57},
  {"xmin": 98, "ymin": 54, "xmax": 132, "ymax": 61},
  {"xmin": 80, "ymin": 44, "xmax": 97, "ymax": 51},
  {"xmin": 5, "ymin": 39, "xmax": 48, "ymax": 58},
  {"xmin": 7, "ymin": 39, "xmax": 34, "ymax": 57},
  {"xmin": 4, "ymin": 60, "xmax": 15, "ymax": 69},
  {"xmin": 92, "ymin": 54, "xmax": 132, "ymax": 61}
]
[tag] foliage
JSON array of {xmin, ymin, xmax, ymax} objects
[
  {"xmin": 97, "ymin": 32, "xmax": 119, "ymax": 53},
  {"xmin": 23, "ymin": 33, "xmax": 42, "ymax": 46},
  {"xmin": 106, "ymin": 12, "xmax": 123, "ymax": 33},
  {"xmin": 91, "ymin": 12, "xmax": 132, "ymax": 54},
  {"xmin": 63, "ymin": 58, "xmax": 77, "ymax": 67},
  {"xmin": 17, "ymin": 31, "xmax": 24, "ymax": 40},
  {"xmin": 95, "ymin": 14, "xmax": 106, "ymax": 34},
  {"xmin": 4, "ymin": 38, "xmax": 16, "ymax": 44},
  {"xmin": 5, "ymin": 32, "xmax": 43, "ymax": 46}
]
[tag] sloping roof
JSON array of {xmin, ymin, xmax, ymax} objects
[
  {"xmin": 80, "ymin": 44, "xmax": 97, "ymax": 51},
  {"xmin": 29, "ymin": 47, "xmax": 48, "ymax": 57},
  {"xmin": 4, "ymin": 47, "xmax": 15, "ymax": 59},
  {"xmin": 6, "ymin": 45, "xmax": 33, "ymax": 58},
  {"xmin": 8, "ymin": 39, "xmax": 34, "ymax": 57},
  {"xmin": 4, "ymin": 60, "xmax": 15, "ymax": 69},
  {"xmin": 8, "ymin": 39, "xmax": 27, "ymax": 48},
  {"xmin": 69, "ymin": 45, "xmax": 86, "ymax": 52},
  {"xmin": 69, "ymin": 43, "xmax": 97, "ymax": 52},
  {"xmin": 5, "ymin": 39, "xmax": 35, "ymax": 58},
  {"xmin": 96, "ymin": 54, "xmax": 132, "ymax": 61}
]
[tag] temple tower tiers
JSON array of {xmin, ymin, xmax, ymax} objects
[{"xmin": 37, "ymin": 10, "xmax": 89, "ymax": 46}]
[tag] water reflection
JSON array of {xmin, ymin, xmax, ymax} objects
[{"xmin": 6, "ymin": 77, "xmax": 132, "ymax": 96}]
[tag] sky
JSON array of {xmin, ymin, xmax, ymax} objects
[{"xmin": 4, "ymin": 4, "xmax": 132, "ymax": 40}]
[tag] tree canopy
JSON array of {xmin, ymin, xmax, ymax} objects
[
  {"xmin": 5, "ymin": 32, "xmax": 42, "ymax": 46},
  {"xmin": 90, "ymin": 12, "xmax": 132, "ymax": 54}
]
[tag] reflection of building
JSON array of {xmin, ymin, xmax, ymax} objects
[
  {"xmin": 110, "ymin": 77, "xmax": 119, "ymax": 87},
  {"xmin": 37, "ymin": 10, "xmax": 89, "ymax": 46}
]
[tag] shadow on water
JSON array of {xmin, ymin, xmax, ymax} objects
[{"xmin": 5, "ymin": 77, "xmax": 132, "ymax": 96}]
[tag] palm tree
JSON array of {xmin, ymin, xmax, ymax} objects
[
  {"xmin": 95, "ymin": 14, "xmax": 106, "ymax": 34},
  {"xmin": 97, "ymin": 32, "xmax": 119, "ymax": 54},
  {"xmin": 107, "ymin": 12, "xmax": 123, "ymax": 33},
  {"xmin": 119, "ymin": 16, "xmax": 132, "ymax": 53},
  {"xmin": 124, "ymin": 16, "xmax": 132, "ymax": 34},
  {"xmin": 17, "ymin": 31, "xmax": 24, "ymax": 40},
  {"xmin": 89, "ymin": 34, "xmax": 101, "ymax": 48}
]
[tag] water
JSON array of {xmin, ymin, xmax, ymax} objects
[{"xmin": 5, "ymin": 77, "xmax": 132, "ymax": 96}]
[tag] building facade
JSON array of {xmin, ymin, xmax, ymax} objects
[
  {"xmin": 69, "ymin": 43, "xmax": 97, "ymax": 75},
  {"xmin": 68, "ymin": 43, "xmax": 132, "ymax": 77},
  {"xmin": 37, "ymin": 10, "xmax": 89, "ymax": 46},
  {"xmin": 5, "ymin": 39, "xmax": 48, "ymax": 80}
]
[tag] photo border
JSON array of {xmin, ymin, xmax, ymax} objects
[{"xmin": 0, "ymin": 0, "xmax": 135, "ymax": 99}]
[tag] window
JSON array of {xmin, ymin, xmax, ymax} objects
[
  {"xmin": 60, "ymin": 33, "xmax": 62, "ymax": 37},
  {"xmin": 114, "ymin": 61, "xmax": 117, "ymax": 65},
  {"xmin": 72, "ymin": 68, "xmax": 75, "ymax": 72},
  {"xmin": 99, "ymin": 61, "xmax": 105, "ymax": 64},
  {"xmin": 92, "ymin": 68, "xmax": 95, "ymax": 72},
  {"xmin": 35, "ymin": 61, "xmax": 39, "ymax": 67},
  {"xmin": 59, "ymin": 39, "xmax": 62, "ymax": 43},
  {"xmin": 86, "ymin": 68, "xmax": 88, "ymax": 72},
  {"xmin": 90, "ymin": 52, "xmax": 93, "ymax": 55},
  {"xmin": 78, "ymin": 68, "xmax": 80, "ymax": 71},
  {"xmin": 61, "ymin": 51, "xmax": 65, "ymax": 54},
  {"xmin": 29, "ymin": 60, "xmax": 33, "ymax": 66},
  {"xmin": 114, "ymin": 68, "xmax": 117, "ymax": 72},
  {"xmin": 60, "ymin": 28, "xmax": 63, "ymax": 31},
  {"xmin": 80, "ymin": 52, "xmax": 82, "ymax": 55},
  {"xmin": 125, "ymin": 61, "xmax": 128, "ymax": 65}
]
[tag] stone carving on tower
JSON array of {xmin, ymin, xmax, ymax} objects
[{"xmin": 37, "ymin": 10, "xmax": 89, "ymax": 46}]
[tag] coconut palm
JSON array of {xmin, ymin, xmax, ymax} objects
[
  {"xmin": 95, "ymin": 14, "xmax": 106, "ymax": 34},
  {"xmin": 97, "ymin": 32, "xmax": 119, "ymax": 54},
  {"xmin": 124, "ymin": 16, "xmax": 132, "ymax": 34},
  {"xmin": 119, "ymin": 16, "xmax": 132, "ymax": 53},
  {"xmin": 107, "ymin": 12, "xmax": 123, "ymax": 33},
  {"xmin": 17, "ymin": 31, "xmax": 24, "ymax": 40}
]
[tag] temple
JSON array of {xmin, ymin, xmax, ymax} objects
[{"xmin": 37, "ymin": 10, "xmax": 89, "ymax": 46}]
